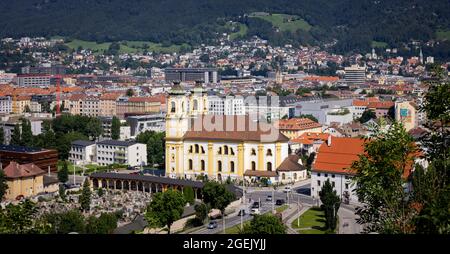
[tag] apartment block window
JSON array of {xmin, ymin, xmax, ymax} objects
[
  {"xmin": 325, "ymin": 173, "xmax": 328, "ymax": 177},
  {"xmin": 317, "ymin": 173, "xmax": 321, "ymax": 177},
  {"xmin": 317, "ymin": 180, "xmax": 321, "ymax": 186},
  {"xmin": 331, "ymin": 174, "xmax": 335, "ymax": 178}
]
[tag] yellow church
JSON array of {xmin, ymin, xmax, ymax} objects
[{"xmin": 165, "ymin": 82, "xmax": 306, "ymax": 183}]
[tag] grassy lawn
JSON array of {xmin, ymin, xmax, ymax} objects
[
  {"xmin": 250, "ymin": 13, "xmax": 312, "ymax": 32},
  {"xmin": 65, "ymin": 39, "xmax": 188, "ymax": 54},
  {"xmin": 221, "ymin": 221, "xmax": 250, "ymax": 234},
  {"xmin": 227, "ymin": 23, "xmax": 248, "ymax": 40},
  {"xmin": 371, "ymin": 40, "xmax": 388, "ymax": 48},
  {"xmin": 436, "ymin": 30, "xmax": 450, "ymax": 41},
  {"xmin": 275, "ymin": 204, "xmax": 289, "ymax": 213},
  {"xmin": 291, "ymin": 207, "xmax": 335, "ymax": 234},
  {"xmin": 57, "ymin": 160, "xmax": 84, "ymax": 173}
]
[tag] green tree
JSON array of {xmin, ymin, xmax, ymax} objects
[
  {"xmin": 20, "ymin": 118, "xmax": 33, "ymax": 147},
  {"xmin": 80, "ymin": 180, "xmax": 92, "ymax": 212},
  {"xmin": 202, "ymin": 182, "xmax": 235, "ymax": 232},
  {"xmin": 183, "ymin": 186, "xmax": 195, "ymax": 205},
  {"xmin": 359, "ymin": 109, "xmax": 377, "ymax": 123},
  {"xmin": 194, "ymin": 202, "xmax": 208, "ymax": 224},
  {"xmin": 44, "ymin": 210, "xmax": 86, "ymax": 234},
  {"xmin": 0, "ymin": 199, "xmax": 38, "ymax": 234},
  {"xmin": 0, "ymin": 169, "xmax": 8, "ymax": 201},
  {"xmin": 411, "ymin": 65, "xmax": 450, "ymax": 234},
  {"xmin": 85, "ymin": 213, "xmax": 118, "ymax": 234},
  {"xmin": 58, "ymin": 161, "xmax": 69, "ymax": 183},
  {"xmin": 351, "ymin": 122, "xmax": 417, "ymax": 233},
  {"xmin": 10, "ymin": 124, "xmax": 21, "ymax": 146},
  {"xmin": 241, "ymin": 214, "xmax": 286, "ymax": 234},
  {"xmin": 136, "ymin": 131, "xmax": 165, "ymax": 168},
  {"xmin": 145, "ymin": 189, "xmax": 186, "ymax": 234},
  {"xmin": 55, "ymin": 131, "xmax": 89, "ymax": 160},
  {"xmin": 86, "ymin": 118, "xmax": 103, "ymax": 141},
  {"xmin": 111, "ymin": 116, "xmax": 121, "ymax": 140},
  {"xmin": 97, "ymin": 187, "xmax": 104, "ymax": 197},
  {"xmin": 0, "ymin": 127, "xmax": 4, "ymax": 144},
  {"xmin": 59, "ymin": 184, "xmax": 66, "ymax": 201},
  {"xmin": 126, "ymin": 88, "xmax": 134, "ymax": 97},
  {"xmin": 319, "ymin": 179, "xmax": 340, "ymax": 231}
]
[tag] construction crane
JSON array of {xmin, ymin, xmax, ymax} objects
[{"xmin": 53, "ymin": 74, "xmax": 62, "ymax": 117}]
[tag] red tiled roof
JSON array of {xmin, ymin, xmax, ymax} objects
[
  {"xmin": 100, "ymin": 93, "xmax": 123, "ymax": 100},
  {"xmin": 312, "ymin": 137, "xmax": 365, "ymax": 175},
  {"xmin": 183, "ymin": 115, "xmax": 289, "ymax": 143},
  {"xmin": 3, "ymin": 161, "xmax": 45, "ymax": 179},
  {"xmin": 368, "ymin": 101, "xmax": 394, "ymax": 109},
  {"xmin": 275, "ymin": 118, "xmax": 322, "ymax": 131},
  {"xmin": 291, "ymin": 132, "xmax": 330, "ymax": 145}
]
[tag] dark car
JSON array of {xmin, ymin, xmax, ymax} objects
[
  {"xmin": 252, "ymin": 202, "xmax": 260, "ymax": 208},
  {"xmin": 207, "ymin": 221, "xmax": 218, "ymax": 229},
  {"xmin": 276, "ymin": 199, "xmax": 285, "ymax": 206}
]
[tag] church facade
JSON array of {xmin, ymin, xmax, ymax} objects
[{"xmin": 165, "ymin": 82, "xmax": 305, "ymax": 183}]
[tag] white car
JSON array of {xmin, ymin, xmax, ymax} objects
[
  {"xmin": 250, "ymin": 208, "xmax": 260, "ymax": 215},
  {"xmin": 283, "ymin": 186, "xmax": 292, "ymax": 193}
]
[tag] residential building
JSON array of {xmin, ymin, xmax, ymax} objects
[
  {"xmin": 2, "ymin": 161, "xmax": 46, "ymax": 200},
  {"xmin": 0, "ymin": 96, "xmax": 12, "ymax": 114},
  {"xmin": 395, "ymin": 100, "xmax": 420, "ymax": 132},
  {"xmin": 96, "ymin": 140, "xmax": 147, "ymax": 167},
  {"xmin": 291, "ymin": 132, "xmax": 330, "ymax": 155},
  {"xmin": 275, "ymin": 118, "xmax": 322, "ymax": 139},
  {"xmin": 127, "ymin": 114, "xmax": 166, "ymax": 137},
  {"xmin": 15, "ymin": 74, "xmax": 52, "ymax": 87},
  {"xmin": 294, "ymin": 98, "xmax": 353, "ymax": 124},
  {"xmin": 99, "ymin": 93, "xmax": 121, "ymax": 116},
  {"xmin": 208, "ymin": 95, "xmax": 245, "ymax": 115},
  {"xmin": 69, "ymin": 140, "xmax": 96, "ymax": 165},
  {"xmin": 311, "ymin": 136, "xmax": 365, "ymax": 204}
]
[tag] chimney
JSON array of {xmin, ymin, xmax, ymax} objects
[{"xmin": 327, "ymin": 135, "xmax": 332, "ymax": 146}]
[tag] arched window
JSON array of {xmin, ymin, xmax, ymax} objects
[
  {"xmin": 230, "ymin": 161, "xmax": 235, "ymax": 173},
  {"xmin": 224, "ymin": 145, "xmax": 228, "ymax": 155},
  {"xmin": 201, "ymin": 147, "xmax": 205, "ymax": 154},
  {"xmin": 188, "ymin": 159, "xmax": 193, "ymax": 170},
  {"xmin": 218, "ymin": 161, "xmax": 222, "ymax": 172},
  {"xmin": 266, "ymin": 149, "xmax": 272, "ymax": 156},
  {"xmin": 201, "ymin": 160, "xmax": 205, "ymax": 171},
  {"xmin": 282, "ymin": 173, "xmax": 286, "ymax": 180},
  {"xmin": 251, "ymin": 161, "xmax": 256, "ymax": 171},
  {"xmin": 218, "ymin": 147, "xmax": 222, "ymax": 154},
  {"xmin": 251, "ymin": 148, "xmax": 256, "ymax": 156},
  {"xmin": 267, "ymin": 162, "xmax": 272, "ymax": 171},
  {"xmin": 230, "ymin": 148, "xmax": 235, "ymax": 155},
  {"xmin": 170, "ymin": 101, "xmax": 176, "ymax": 113},
  {"xmin": 189, "ymin": 145, "xmax": 193, "ymax": 153},
  {"xmin": 195, "ymin": 144, "xmax": 199, "ymax": 153},
  {"xmin": 193, "ymin": 99, "xmax": 198, "ymax": 110}
]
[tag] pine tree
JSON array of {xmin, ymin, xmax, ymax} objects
[
  {"xmin": 20, "ymin": 118, "xmax": 33, "ymax": 147},
  {"xmin": 319, "ymin": 179, "xmax": 340, "ymax": 231},
  {"xmin": 111, "ymin": 116, "xmax": 120, "ymax": 140},
  {"xmin": 0, "ymin": 127, "xmax": 4, "ymax": 145},
  {"xmin": 58, "ymin": 161, "xmax": 69, "ymax": 183},
  {"xmin": 80, "ymin": 180, "xmax": 92, "ymax": 212},
  {"xmin": 10, "ymin": 124, "xmax": 21, "ymax": 146}
]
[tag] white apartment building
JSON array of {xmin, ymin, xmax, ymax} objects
[
  {"xmin": 69, "ymin": 140, "xmax": 96, "ymax": 165},
  {"xmin": 0, "ymin": 96, "xmax": 12, "ymax": 114},
  {"xmin": 208, "ymin": 96, "xmax": 245, "ymax": 115},
  {"xmin": 96, "ymin": 140, "xmax": 147, "ymax": 167}
]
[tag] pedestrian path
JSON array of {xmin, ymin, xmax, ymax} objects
[{"xmin": 285, "ymin": 205, "xmax": 311, "ymax": 234}]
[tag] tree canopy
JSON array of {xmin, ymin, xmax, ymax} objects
[
  {"xmin": 145, "ymin": 189, "xmax": 186, "ymax": 234},
  {"xmin": 241, "ymin": 214, "xmax": 286, "ymax": 234}
]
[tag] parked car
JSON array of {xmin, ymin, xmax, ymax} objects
[
  {"xmin": 207, "ymin": 220, "xmax": 218, "ymax": 229},
  {"xmin": 250, "ymin": 208, "xmax": 260, "ymax": 215},
  {"xmin": 276, "ymin": 199, "xmax": 285, "ymax": 206},
  {"xmin": 252, "ymin": 201, "xmax": 260, "ymax": 208},
  {"xmin": 266, "ymin": 195, "xmax": 272, "ymax": 201},
  {"xmin": 238, "ymin": 209, "xmax": 247, "ymax": 216},
  {"xmin": 283, "ymin": 186, "xmax": 292, "ymax": 193}
]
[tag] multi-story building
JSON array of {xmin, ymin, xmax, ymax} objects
[
  {"xmin": 164, "ymin": 68, "xmax": 218, "ymax": 84},
  {"xmin": 0, "ymin": 96, "xmax": 12, "ymax": 114},
  {"xmin": 99, "ymin": 93, "xmax": 121, "ymax": 117},
  {"xmin": 99, "ymin": 117, "xmax": 131, "ymax": 140},
  {"xmin": 127, "ymin": 114, "xmax": 166, "ymax": 137},
  {"xmin": 208, "ymin": 95, "xmax": 245, "ymax": 115},
  {"xmin": 395, "ymin": 100, "xmax": 420, "ymax": 132},
  {"xmin": 294, "ymin": 98, "xmax": 353, "ymax": 124},
  {"xmin": 95, "ymin": 140, "xmax": 147, "ymax": 167},
  {"xmin": 344, "ymin": 65, "xmax": 366, "ymax": 86},
  {"xmin": 15, "ymin": 74, "xmax": 52, "ymax": 87},
  {"xmin": 0, "ymin": 145, "xmax": 59, "ymax": 172},
  {"xmin": 116, "ymin": 97, "xmax": 162, "ymax": 118},
  {"xmin": 3, "ymin": 161, "xmax": 46, "ymax": 200},
  {"xmin": 12, "ymin": 95, "xmax": 32, "ymax": 114},
  {"xmin": 21, "ymin": 64, "xmax": 66, "ymax": 75},
  {"xmin": 69, "ymin": 140, "xmax": 96, "ymax": 165},
  {"xmin": 66, "ymin": 93, "xmax": 86, "ymax": 115},
  {"xmin": 275, "ymin": 118, "xmax": 322, "ymax": 139},
  {"xmin": 81, "ymin": 96, "xmax": 100, "ymax": 117},
  {"xmin": 310, "ymin": 136, "xmax": 365, "ymax": 204}
]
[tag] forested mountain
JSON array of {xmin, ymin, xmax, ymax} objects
[{"xmin": 0, "ymin": 0, "xmax": 449, "ymax": 53}]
